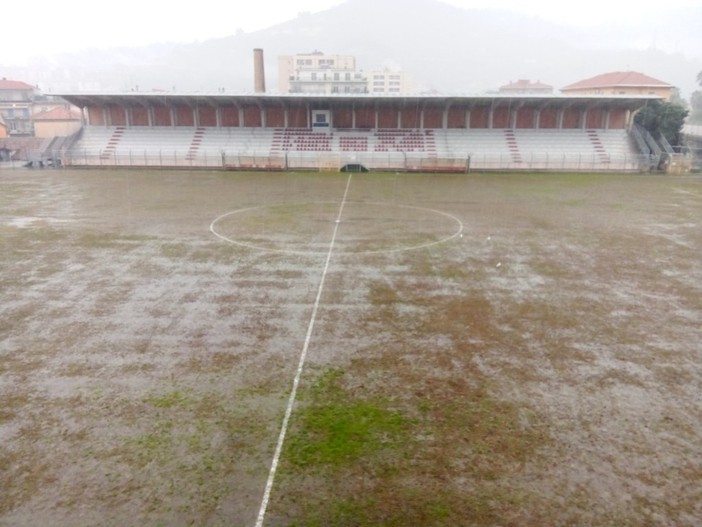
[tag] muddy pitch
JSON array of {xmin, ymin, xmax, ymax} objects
[{"xmin": 1, "ymin": 169, "xmax": 701, "ymax": 526}]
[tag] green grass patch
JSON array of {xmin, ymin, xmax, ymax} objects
[
  {"xmin": 285, "ymin": 370, "xmax": 409, "ymax": 469},
  {"xmin": 144, "ymin": 389, "xmax": 196, "ymax": 409}
]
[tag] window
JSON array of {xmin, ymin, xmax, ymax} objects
[
  {"xmin": 373, "ymin": 81, "xmax": 384, "ymax": 86},
  {"xmin": 390, "ymin": 75, "xmax": 401, "ymax": 80},
  {"xmin": 389, "ymin": 88, "xmax": 400, "ymax": 92},
  {"xmin": 345, "ymin": 73, "xmax": 351, "ymax": 81},
  {"xmin": 334, "ymin": 73, "xmax": 339, "ymax": 81}
]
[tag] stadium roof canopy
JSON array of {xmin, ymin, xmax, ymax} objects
[{"xmin": 53, "ymin": 92, "xmax": 660, "ymax": 111}]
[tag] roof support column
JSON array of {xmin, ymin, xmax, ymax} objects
[
  {"xmin": 352, "ymin": 103, "xmax": 356, "ymax": 128},
  {"xmin": 604, "ymin": 109, "xmax": 611, "ymax": 130},
  {"xmin": 557, "ymin": 108, "xmax": 564, "ymax": 129}
]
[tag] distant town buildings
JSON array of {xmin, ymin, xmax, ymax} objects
[
  {"xmin": 32, "ymin": 106, "xmax": 82, "ymax": 138},
  {"xmin": 561, "ymin": 71, "xmax": 674, "ymax": 101},
  {"xmin": 0, "ymin": 78, "xmax": 81, "ymax": 138},
  {"xmin": 278, "ymin": 52, "xmax": 366, "ymax": 95},
  {"xmin": 0, "ymin": 78, "xmax": 36, "ymax": 135},
  {"xmin": 499, "ymin": 79, "xmax": 553, "ymax": 94},
  {"xmin": 278, "ymin": 51, "xmax": 414, "ymax": 95},
  {"xmin": 368, "ymin": 69, "xmax": 414, "ymax": 95}
]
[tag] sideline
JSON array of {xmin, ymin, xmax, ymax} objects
[{"xmin": 254, "ymin": 174, "xmax": 353, "ymax": 527}]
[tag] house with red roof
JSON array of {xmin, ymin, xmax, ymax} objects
[
  {"xmin": 561, "ymin": 71, "xmax": 674, "ymax": 101},
  {"xmin": 0, "ymin": 78, "xmax": 37, "ymax": 135},
  {"xmin": 499, "ymin": 79, "xmax": 553, "ymax": 94},
  {"xmin": 32, "ymin": 105, "xmax": 82, "ymax": 138}
]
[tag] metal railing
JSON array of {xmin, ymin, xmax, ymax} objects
[
  {"xmin": 657, "ymin": 133, "xmax": 675, "ymax": 154},
  {"xmin": 60, "ymin": 148, "xmax": 651, "ymax": 173}
]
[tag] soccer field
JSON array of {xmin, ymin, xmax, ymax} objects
[{"xmin": 1, "ymin": 168, "xmax": 701, "ymax": 526}]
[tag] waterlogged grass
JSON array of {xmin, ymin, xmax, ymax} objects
[
  {"xmin": 111, "ymin": 387, "xmax": 271, "ymax": 521},
  {"xmin": 275, "ymin": 365, "xmax": 550, "ymax": 526},
  {"xmin": 160, "ymin": 242, "xmax": 189, "ymax": 258},
  {"xmin": 79, "ymin": 231, "xmax": 154, "ymax": 249},
  {"xmin": 285, "ymin": 370, "xmax": 409, "ymax": 469}
]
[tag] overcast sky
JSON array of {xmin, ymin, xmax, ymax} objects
[{"xmin": 2, "ymin": 0, "xmax": 700, "ymax": 64}]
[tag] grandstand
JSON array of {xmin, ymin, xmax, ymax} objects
[{"xmin": 55, "ymin": 93, "xmax": 660, "ymax": 172}]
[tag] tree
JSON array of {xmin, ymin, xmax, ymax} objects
[{"xmin": 635, "ymin": 100, "xmax": 689, "ymax": 146}]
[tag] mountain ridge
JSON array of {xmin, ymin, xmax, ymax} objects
[{"xmin": 3, "ymin": 0, "xmax": 700, "ymax": 98}]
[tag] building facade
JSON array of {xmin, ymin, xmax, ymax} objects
[
  {"xmin": 278, "ymin": 52, "xmax": 367, "ymax": 94},
  {"xmin": 32, "ymin": 106, "xmax": 83, "ymax": 138},
  {"xmin": 367, "ymin": 70, "xmax": 414, "ymax": 95},
  {"xmin": 0, "ymin": 79, "xmax": 36, "ymax": 135}
]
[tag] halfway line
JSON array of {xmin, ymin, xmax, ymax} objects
[{"xmin": 255, "ymin": 174, "xmax": 353, "ymax": 527}]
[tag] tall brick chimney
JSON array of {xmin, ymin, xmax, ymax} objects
[{"xmin": 253, "ymin": 48, "xmax": 266, "ymax": 94}]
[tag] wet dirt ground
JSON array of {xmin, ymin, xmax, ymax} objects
[{"xmin": 1, "ymin": 168, "xmax": 701, "ymax": 526}]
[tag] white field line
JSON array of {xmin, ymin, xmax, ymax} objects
[
  {"xmin": 210, "ymin": 201, "xmax": 464, "ymax": 256},
  {"xmin": 255, "ymin": 174, "xmax": 353, "ymax": 527}
]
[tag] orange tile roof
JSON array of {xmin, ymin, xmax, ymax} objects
[
  {"xmin": 33, "ymin": 106, "xmax": 82, "ymax": 121},
  {"xmin": 499, "ymin": 79, "xmax": 553, "ymax": 91},
  {"xmin": 0, "ymin": 79, "xmax": 36, "ymax": 91},
  {"xmin": 562, "ymin": 71, "xmax": 671, "ymax": 91}
]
